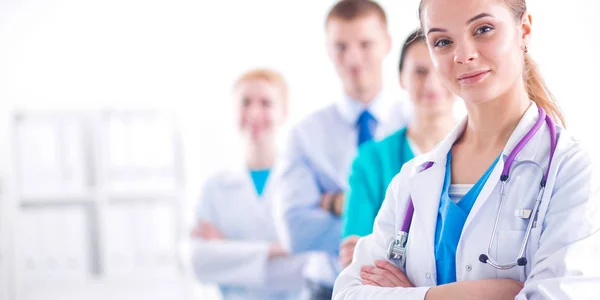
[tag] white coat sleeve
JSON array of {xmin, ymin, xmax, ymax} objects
[
  {"xmin": 332, "ymin": 164, "xmax": 433, "ymax": 299},
  {"xmin": 191, "ymin": 239, "xmax": 271, "ymax": 286},
  {"xmin": 191, "ymin": 231, "xmax": 307, "ymax": 289},
  {"xmin": 516, "ymin": 148, "xmax": 600, "ymax": 299},
  {"xmin": 191, "ymin": 178, "xmax": 271, "ymax": 287},
  {"xmin": 264, "ymin": 254, "xmax": 308, "ymax": 291}
]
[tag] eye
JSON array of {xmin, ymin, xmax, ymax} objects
[
  {"xmin": 433, "ymin": 38, "xmax": 452, "ymax": 48},
  {"xmin": 261, "ymin": 98, "xmax": 273, "ymax": 108},
  {"xmin": 416, "ymin": 66, "xmax": 427, "ymax": 75},
  {"xmin": 360, "ymin": 41, "xmax": 372, "ymax": 49},
  {"xmin": 242, "ymin": 97, "xmax": 252, "ymax": 107},
  {"xmin": 336, "ymin": 43, "xmax": 346, "ymax": 53},
  {"xmin": 474, "ymin": 24, "xmax": 494, "ymax": 35}
]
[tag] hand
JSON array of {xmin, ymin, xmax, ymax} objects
[
  {"xmin": 340, "ymin": 235, "xmax": 360, "ymax": 267},
  {"xmin": 191, "ymin": 220, "xmax": 224, "ymax": 240},
  {"xmin": 319, "ymin": 193, "xmax": 334, "ymax": 212},
  {"xmin": 268, "ymin": 244, "xmax": 288, "ymax": 259},
  {"xmin": 360, "ymin": 260, "xmax": 414, "ymax": 288},
  {"xmin": 332, "ymin": 193, "xmax": 345, "ymax": 216},
  {"xmin": 319, "ymin": 193, "xmax": 345, "ymax": 216}
]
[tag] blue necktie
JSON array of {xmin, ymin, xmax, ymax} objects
[{"xmin": 356, "ymin": 110, "xmax": 376, "ymax": 146}]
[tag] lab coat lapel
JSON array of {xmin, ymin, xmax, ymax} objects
[
  {"xmin": 260, "ymin": 164, "xmax": 278, "ymax": 204},
  {"xmin": 228, "ymin": 166, "xmax": 276, "ymax": 235},
  {"xmin": 228, "ymin": 164, "xmax": 261, "ymax": 204},
  {"xmin": 407, "ymin": 118, "xmax": 467, "ymax": 276},
  {"xmin": 407, "ymin": 162, "xmax": 445, "ymax": 274}
]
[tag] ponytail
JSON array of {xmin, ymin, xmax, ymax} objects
[{"xmin": 524, "ymin": 54, "xmax": 566, "ymax": 127}]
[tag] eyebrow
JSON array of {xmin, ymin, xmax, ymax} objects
[
  {"xmin": 466, "ymin": 13, "xmax": 494, "ymax": 24},
  {"xmin": 426, "ymin": 12, "xmax": 494, "ymax": 36},
  {"xmin": 426, "ymin": 28, "xmax": 446, "ymax": 35}
]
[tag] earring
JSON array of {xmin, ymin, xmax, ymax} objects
[{"xmin": 523, "ymin": 45, "xmax": 528, "ymax": 53}]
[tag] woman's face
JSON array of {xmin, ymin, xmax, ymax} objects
[
  {"xmin": 420, "ymin": 0, "xmax": 531, "ymax": 105},
  {"xmin": 235, "ymin": 79, "xmax": 286, "ymax": 144},
  {"xmin": 400, "ymin": 42, "xmax": 455, "ymax": 117}
]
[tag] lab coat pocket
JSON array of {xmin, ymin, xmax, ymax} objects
[{"xmin": 496, "ymin": 230, "xmax": 527, "ymax": 282}]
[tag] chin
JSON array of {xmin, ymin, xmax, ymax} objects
[
  {"xmin": 250, "ymin": 134, "xmax": 264, "ymax": 142},
  {"xmin": 251, "ymin": 132, "xmax": 273, "ymax": 143},
  {"xmin": 423, "ymin": 108, "xmax": 451, "ymax": 118},
  {"xmin": 455, "ymin": 76, "xmax": 508, "ymax": 105},
  {"xmin": 457, "ymin": 87, "xmax": 499, "ymax": 105},
  {"xmin": 347, "ymin": 80, "xmax": 365, "ymax": 91},
  {"xmin": 348, "ymin": 76, "xmax": 370, "ymax": 88}
]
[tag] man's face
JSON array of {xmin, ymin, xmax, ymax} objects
[{"xmin": 326, "ymin": 14, "xmax": 391, "ymax": 95}]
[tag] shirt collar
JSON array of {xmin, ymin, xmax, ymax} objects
[{"xmin": 335, "ymin": 91, "xmax": 397, "ymax": 125}]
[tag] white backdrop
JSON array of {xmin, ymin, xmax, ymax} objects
[{"xmin": 1, "ymin": 0, "xmax": 599, "ymax": 299}]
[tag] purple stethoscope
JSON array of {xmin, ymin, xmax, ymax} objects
[{"xmin": 388, "ymin": 106, "xmax": 558, "ymax": 271}]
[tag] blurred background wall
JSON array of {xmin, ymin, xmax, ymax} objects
[{"xmin": 0, "ymin": 0, "xmax": 598, "ymax": 299}]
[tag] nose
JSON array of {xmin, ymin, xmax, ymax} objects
[
  {"xmin": 424, "ymin": 71, "xmax": 445, "ymax": 92},
  {"xmin": 453, "ymin": 40, "xmax": 478, "ymax": 65},
  {"xmin": 343, "ymin": 45, "xmax": 362, "ymax": 66},
  {"xmin": 245, "ymin": 103, "xmax": 262, "ymax": 121}
]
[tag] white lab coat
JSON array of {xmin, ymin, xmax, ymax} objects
[
  {"xmin": 191, "ymin": 165, "xmax": 307, "ymax": 300},
  {"xmin": 333, "ymin": 103, "xmax": 600, "ymax": 299}
]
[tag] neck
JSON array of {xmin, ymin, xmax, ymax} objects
[
  {"xmin": 345, "ymin": 80, "xmax": 382, "ymax": 104},
  {"xmin": 461, "ymin": 83, "xmax": 531, "ymax": 150},
  {"xmin": 407, "ymin": 112, "xmax": 456, "ymax": 152},
  {"xmin": 245, "ymin": 140, "xmax": 276, "ymax": 170}
]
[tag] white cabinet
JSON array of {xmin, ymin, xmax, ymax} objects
[
  {"xmin": 17, "ymin": 205, "xmax": 90, "ymax": 281},
  {"xmin": 12, "ymin": 110, "xmax": 189, "ymax": 300},
  {"xmin": 15, "ymin": 114, "xmax": 91, "ymax": 200},
  {"xmin": 102, "ymin": 112, "xmax": 181, "ymax": 194},
  {"xmin": 103, "ymin": 201, "xmax": 178, "ymax": 278}
]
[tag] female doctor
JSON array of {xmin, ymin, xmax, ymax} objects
[
  {"xmin": 333, "ymin": 0, "xmax": 600, "ymax": 299},
  {"xmin": 191, "ymin": 69, "xmax": 306, "ymax": 300}
]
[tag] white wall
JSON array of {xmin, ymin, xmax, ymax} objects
[
  {"xmin": 1, "ymin": 0, "xmax": 599, "ymax": 299},
  {"xmin": 2, "ymin": 0, "xmax": 598, "ymax": 187}
]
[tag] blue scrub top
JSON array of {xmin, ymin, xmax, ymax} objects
[
  {"xmin": 434, "ymin": 151, "xmax": 500, "ymax": 284},
  {"xmin": 250, "ymin": 169, "xmax": 270, "ymax": 197}
]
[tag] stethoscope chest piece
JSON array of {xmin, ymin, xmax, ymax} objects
[{"xmin": 387, "ymin": 231, "xmax": 408, "ymax": 267}]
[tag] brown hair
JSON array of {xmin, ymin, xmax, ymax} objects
[
  {"xmin": 418, "ymin": 0, "xmax": 566, "ymax": 127},
  {"xmin": 234, "ymin": 68, "xmax": 288, "ymax": 106},
  {"xmin": 399, "ymin": 29, "xmax": 425, "ymax": 73},
  {"xmin": 326, "ymin": 0, "xmax": 388, "ymax": 27}
]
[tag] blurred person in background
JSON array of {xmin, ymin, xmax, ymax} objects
[
  {"xmin": 190, "ymin": 68, "xmax": 307, "ymax": 300},
  {"xmin": 339, "ymin": 29, "xmax": 457, "ymax": 268},
  {"xmin": 270, "ymin": 1, "xmax": 408, "ymax": 299}
]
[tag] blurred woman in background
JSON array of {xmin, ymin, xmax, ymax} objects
[
  {"xmin": 340, "ymin": 29, "xmax": 457, "ymax": 267},
  {"xmin": 190, "ymin": 69, "xmax": 306, "ymax": 300}
]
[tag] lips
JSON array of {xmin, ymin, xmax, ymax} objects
[
  {"xmin": 457, "ymin": 70, "xmax": 491, "ymax": 84},
  {"xmin": 423, "ymin": 94, "xmax": 441, "ymax": 101},
  {"xmin": 349, "ymin": 67, "xmax": 361, "ymax": 76}
]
